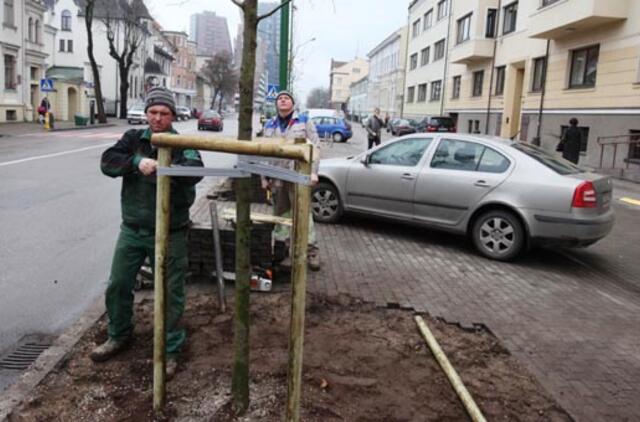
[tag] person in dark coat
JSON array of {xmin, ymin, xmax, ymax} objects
[{"xmin": 561, "ymin": 118, "xmax": 582, "ymax": 164}]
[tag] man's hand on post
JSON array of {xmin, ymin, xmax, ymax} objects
[
  {"xmin": 138, "ymin": 158, "xmax": 158, "ymax": 176},
  {"xmin": 310, "ymin": 174, "xmax": 319, "ymax": 185}
]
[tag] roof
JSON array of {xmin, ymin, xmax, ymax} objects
[
  {"xmin": 367, "ymin": 26, "xmax": 404, "ymax": 58},
  {"xmin": 154, "ymin": 45, "xmax": 175, "ymax": 60},
  {"xmin": 45, "ymin": 66, "xmax": 84, "ymax": 83}
]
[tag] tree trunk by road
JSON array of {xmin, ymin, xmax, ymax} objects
[{"xmin": 84, "ymin": 0, "xmax": 107, "ymax": 123}]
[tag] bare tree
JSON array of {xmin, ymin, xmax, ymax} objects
[
  {"xmin": 306, "ymin": 87, "xmax": 330, "ymax": 109},
  {"xmin": 201, "ymin": 51, "xmax": 238, "ymax": 112},
  {"xmin": 229, "ymin": 0, "xmax": 291, "ymax": 415},
  {"xmin": 83, "ymin": 0, "xmax": 107, "ymax": 123},
  {"xmin": 101, "ymin": 0, "xmax": 150, "ymax": 119}
]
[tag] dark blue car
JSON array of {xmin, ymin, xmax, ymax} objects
[{"xmin": 310, "ymin": 116, "xmax": 352, "ymax": 142}]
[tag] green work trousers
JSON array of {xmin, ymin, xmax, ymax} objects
[
  {"xmin": 272, "ymin": 181, "xmax": 316, "ymax": 246},
  {"xmin": 105, "ymin": 223, "xmax": 188, "ymax": 357}
]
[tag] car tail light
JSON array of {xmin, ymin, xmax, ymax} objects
[
  {"xmin": 572, "ymin": 181, "xmax": 597, "ymax": 208},
  {"xmin": 450, "ymin": 126, "xmax": 456, "ymax": 132},
  {"xmin": 427, "ymin": 125, "xmax": 437, "ymax": 132}
]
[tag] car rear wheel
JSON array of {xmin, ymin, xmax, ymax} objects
[
  {"xmin": 472, "ymin": 210, "xmax": 524, "ymax": 261},
  {"xmin": 332, "ymin": 132, "xmax": 344, "ymax": 143},
  {"xmin": 312, "ymin": 182, "xmax": 343, "ymax": 223}
]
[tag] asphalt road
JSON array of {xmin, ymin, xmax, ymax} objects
[{"xmin": 0, "ymin": 116, "xmax": 240, "ymax": 366}]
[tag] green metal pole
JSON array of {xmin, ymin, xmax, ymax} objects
[{"xmin": 279, "ymin": 0, "xmax": 290, "ymax": 91}]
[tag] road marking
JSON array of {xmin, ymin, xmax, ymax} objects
[
  {"xmin": 620, "ymin": 197, "xmax": 640, "ymax": 206},
  {"xmin": 0, "ymin": 143, "xmax": 112, "ymax": 167}
]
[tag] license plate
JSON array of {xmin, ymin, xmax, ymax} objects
[{"xmin": 438, "ymin": 128, "xmax": 448, "ymax": 132}]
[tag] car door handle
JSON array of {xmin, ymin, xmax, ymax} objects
[
  {"xmin": 401, "ymin": 173, "xmax": 415, "ymax": 180},
  {"xmin": 474, "ymin": 180, "xmax": 491, "ymax": 188}
]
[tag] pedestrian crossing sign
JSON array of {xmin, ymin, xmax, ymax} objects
[
  {"xmin": 40, "ymin": 79, "xmax": 54, "ymax": 92},
  {"xmin": 265, "ymin": 84, "xmax": 279, "ymax": 102}
]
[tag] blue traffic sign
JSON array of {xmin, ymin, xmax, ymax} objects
[
  {"xmin": 265, "ymin": 84, "xmax": 279, "ymax": 102},
  {"xmin": 40, "ymin": 79, "xmax": 54, "ymax": 92}
]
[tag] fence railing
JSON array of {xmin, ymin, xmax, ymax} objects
[{"xmin": 597, "ymin": 134, "xmax": 640, "ymax": 169}]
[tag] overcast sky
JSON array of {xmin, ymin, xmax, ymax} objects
[{"xmin": 145, "ymin": 0, "xmax": 409, "ymax": 102}]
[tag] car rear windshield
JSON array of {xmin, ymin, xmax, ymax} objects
[
  {"xmin": 203, "ymin": 111, "xmax": 219, "ymax": 118},
  {"xmin": 511, "ymin": 143, "xmax": 582, "ymax": 175},
  {"xmin": 431, "ymin": 117, "xmax": 454, "ymax": 127}
]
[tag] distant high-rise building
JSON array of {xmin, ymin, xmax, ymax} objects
[
  {"xmin": 189, "ymin": 11, "xmax": 232, "ymax": 57},
  {"xmin": 257, "ymin": 2, "xmax": 280, "ymax": 86}
]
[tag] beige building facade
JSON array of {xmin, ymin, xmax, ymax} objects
[
  {"xmin": 329, "ymin": 57, "xmax": 369, "ymax": 111},
  {"xmin": 405, "ymin": 0, "xmax": 640, "ymax": 173}
]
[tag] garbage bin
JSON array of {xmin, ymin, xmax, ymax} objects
[{"xmin": 74, "ymin": 114, "xmax": 88, "ymax": 126}]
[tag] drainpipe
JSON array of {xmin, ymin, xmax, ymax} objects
[
  {"xmin": 440, "ymin": 0, "xmax": 454, "ymax": 115},
  {"xmin": 533, "ymin": 39, "xmax": 550, "ymax": 146},
  {"xmin": 400, "ymin": 7, "xmax": 411, "ymax": 119},
  {"xmin": 485, "ymin": 0, "xmax": 502, "ymax": 134}
]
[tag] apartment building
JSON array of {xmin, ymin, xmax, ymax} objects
[
  {"xmin": 348, "ymin": 75, "xmax": 368, "ymax": 120},
  {"xmin": 329, "ymin": 57, "xmax": 369, "ymax": 111},
  {"xmin": 366, "ymin": 26, "xmax": 408, "ymax": 118},
  {"xmin": 163, "ymin": 31, "xmax": 197, "ymax": 107},
  {"xmin": 404, "ymin": 0, "xmax": 464, "ymax": 119},
  {"xmin": 407, "ymin": 0, "xmax": 640, "ymax": 171},
  {"xmin": 1, "ymin": 0, "xmax": 49, "ymax": 122}
]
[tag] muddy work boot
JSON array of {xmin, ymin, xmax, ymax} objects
[
  {"xmin": 90, "ymin": 337, "xmax": 132, "ymax": 362},
  {"xmin": 166, "ymin": 357, "xmax": 179, "ymax": 380},
  {"xmin": 307, "ymin": 247, "xmax": 321, "ymax": 272}
]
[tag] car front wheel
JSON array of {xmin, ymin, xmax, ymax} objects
[
  {"xmin": 472, "ymin": 210, "xmax": 525, "ymax": 261},
  {"xmin": 312, "ymin": 182, "xmax": 343, "ymax": 223}
]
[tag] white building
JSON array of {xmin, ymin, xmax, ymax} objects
[
  {"xmin": 1, "ymin": 0, "xmax": 49, "ymax": 122},
  {"xmin": 366, "ymin": 26, "xmax": 408, "ymax": 119},
  {"xmin": 329, "ymin": 57, "xmax": 369, "ymax": 111},
  {"xmin": 348, "ymin": 75, "xmax": 368, "ymax": 121}
]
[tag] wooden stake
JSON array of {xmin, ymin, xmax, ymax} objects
[
  {"xmin": 153, "ymin": 147, "xmax": 172, "ymax": 411},
  {"xmin": 285, "ymin": 142, "xmax": 313, "ymax": 422}
]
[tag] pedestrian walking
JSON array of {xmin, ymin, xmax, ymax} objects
[
  {"xmin": 38, "ymin": 97, "xmax": 50, "ymax": 124},
  {"xmin": 557, "ymin": 117, "xmax": 582, "ymax": 164},
  {"xmin": 91, "ymin": 87, "xmax": 203, "ymax": 379},
  {"xmin": 366, "ymin": 107, "xmax": 384, "ymax": 149},
  {"xmin": 261, "ymin": 90, "xmax": 321, "ymax": 271}
]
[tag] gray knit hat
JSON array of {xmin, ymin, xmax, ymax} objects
[
  {"xmin": 145, "ymin": 87, "xmax": 176, "ymax": 115},
  {"xmin": 276, "ymin": 90, "xmax": 295, "ymax": 104}
]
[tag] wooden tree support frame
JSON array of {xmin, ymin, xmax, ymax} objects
[{"xmin": 150, "ymin": 134, "xmax": 313, "ymax": 422}]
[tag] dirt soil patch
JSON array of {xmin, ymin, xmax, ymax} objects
[{"xmin": 9, "ymin": 287, "xmax": 571, "ymax": 421}]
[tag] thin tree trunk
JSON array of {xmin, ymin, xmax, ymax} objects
[
  {"xmin": 119, "ymin": 64, "xmax": 129, "ymax": 119},
  {"xmin": 85, "ymin": 1, "xmax": 107, "ymax": 123},
  {"xmin": 231, "ymin": 0, "xmax": 259, "ymax": 415}
]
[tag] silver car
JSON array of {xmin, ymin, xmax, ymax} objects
[
  {"xmin": 312, "ymin": 133, "xmax": 614, "ymax": 261},
  {"xmin": 126, "ymin": 103, "xmax": 146, "ymax": 124}
]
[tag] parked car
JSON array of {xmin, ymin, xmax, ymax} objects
[
  {"xmin": 311, "ymin": 133, "xmax": 614, "ymax": 261},
  {"xmin": 416, "ymin": 116, "xmax": 456, "ymax": 133},
  {"xmin": 310, "ymin": 116, "xmax": 353, "ymax": 142},
  {"xmin": 176, "ymin": 106, "xmax": 192, "ymax": 121},
  {"xmin": 198, "ymin": 110, "xmax": 223, "ymax": 131},
  {"xmin": 388, "ymin": 118, "xmax": 417, "ymax": 136},
  {"xmin": 126, "ymin": 103, "xmax": 146, "ymax": 124}
]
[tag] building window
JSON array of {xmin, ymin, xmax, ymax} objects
[
  {"xmin": 569, "ymin": 45, "xmax": 599, "ymax": 88},
  {"xmin": 503, "ymin": 2, "xmax": 517, "ymax": 34},
  {"xmin": 472, "ymin": 70, "xmax": 484, "ymax": 96},
  {"xmin": 420, "ymin": 47, "xmax": 430, "ymax": 66},
  {"xmin": 486, "ymin": 8, "xmax": 497, "ymax": 38},
  {"xmin": 628, "ymin": 130, "xmax": 640, "ymax": 160},
  {"xmin": 412, "ymin": 18, "xmax": 421, "ymax": 38},
  {"xmin": 560, "ymin": 125, "xmax": 589, "ymax": 153},
  {"xmin": 437, "ymin": 0, "xmax": 448, "ymax": 20},
  {"xmin": 452, "ymin": 75, "xmax": 461, "ymax": 99},
  {"xmin": 417, "ymin": 83, "xmax": 427, "ymax": 102},
  {"xmin": 423, "ymin": 9, "xmax": 433, "ymax": 30},
  {"xmin": 456, "ymin": 13, "xmax": 472, "ymax": 44},
  {"xmin": 434, "ymin": 39, "xmax": 446, "ymax": 61},
  {"xmin": 3, "ymin": 0, "xmax": 14, "ymax": 26},
  {"xmin": 61, "ymin": 9, "xmax": 72, "ymax": 31},
  {"xmin": 531, "ymin": 57, "xmax": 546, "ymax": 92},
  {"xmin": 59, "ymin": 39, "xmax": 65, "ymax": 51},
  {"xmin": 430, "ymin": 80, "xmax": 442, "ymax": 101},
  {"xmin": 4, "ymin": 54, "xmax": 16, "ymax": 90},
  {"xmin": 353, "ymin": 67, "xmax": 361, "ymax": 73},
  {"xmin": 67, "ymin": 39, "xmax": 73, "ymax": 52},
  {"xmin": 409, "ymin": 53, "xmax": 418, "ymax": 70},
  {"xmin": 35, "ymin": 20, "xmax": 40, "ymax": 43},
  {"xmin": 28, "ymin": 18, "xmax": 34, "ymax": 41},
  {"xmin": 407, "ymin": 86, "xmax": 415, "ymax": 103},
  {"xmin": 495, "ymin": 66, "xmax": 506, "ymax": 95}
]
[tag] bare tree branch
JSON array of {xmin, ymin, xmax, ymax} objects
[
  {"xmin": 230, "ymin": 0, "xmax": 244, "ymax": 9},
  {"xmin": 257, "ymin": 0, "xmax": 292, "ymax": 22}
]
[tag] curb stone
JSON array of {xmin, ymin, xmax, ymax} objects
[{"xmin": 0, "ymin": 297, "xmax": 105, "ymax": 421}]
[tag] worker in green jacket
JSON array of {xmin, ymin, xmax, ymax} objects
[{"xmin": 91, "ymin": 87, "xmax": 203, "ymax": 380}]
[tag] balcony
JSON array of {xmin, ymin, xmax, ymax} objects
[
  {"xmin": 529, "ymin": 0, "xmax": 628, "ymax": 39},
  {"xmin": 450, "ymin": 39, "xmax": 494, "ymax": 65}
]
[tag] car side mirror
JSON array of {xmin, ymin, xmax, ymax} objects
[{"xmin": 361, "ymin": 155, "xmax": 369, "ymax": 167}]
